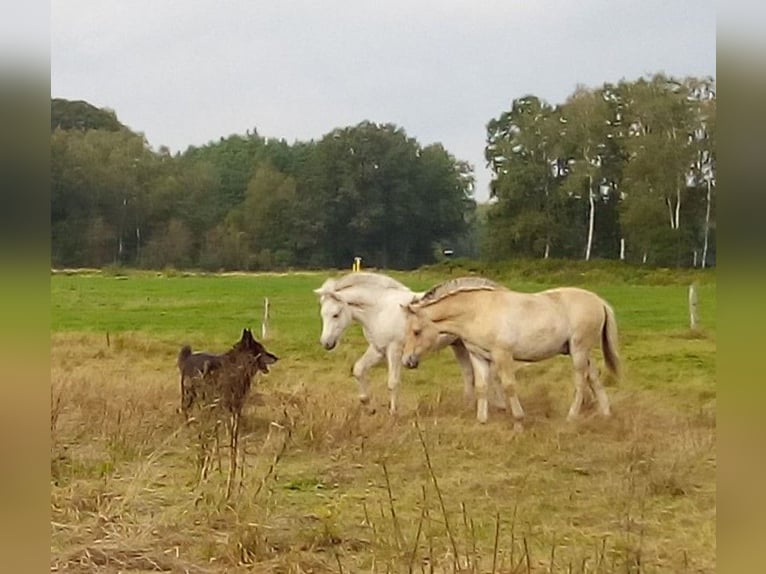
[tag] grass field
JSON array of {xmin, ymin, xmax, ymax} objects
[{"xmin": 50, "ymin": 266, "xmax": 716, "ymax": 573}]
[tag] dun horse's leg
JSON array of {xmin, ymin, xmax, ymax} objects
[
  {"xmin": 468, "ymin": 353, "xmax": 491, "ymax": 423},
  {"xmin": 489, "ymin": 370, "xmax": 509, "ymax": 411},
  {"xmin": 587, "ymin": 359, "xmax": 612, "ymax": 416},
  {"xmin": 385, "ymin": 345, "xmax": 403, "ymax": 414},
  {"xmin": 449, "ymin": 340, "xmax": 476, "ymax": 405},
  {"xmin": 492, "ymin": 351, "xmax": 524, "ymax": 431},
  {"xmin": 352, "ymin": 344, "xmax": 384, "ymax": 405},
  {"xmin": 568, "ymin": 351, "xmax": 590, "ymax": 420}
]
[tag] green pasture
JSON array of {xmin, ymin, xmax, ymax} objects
[
  {"xmin": 51, "ymin": 267, "xmax": 717, "ymax": 572},
  {"xmin": 51, "ymin": 268, "xmax": 716, "ymax": 396},
  {"xmin": 51, "ymin": 268, "xmax": 716, "ymax": 338}
]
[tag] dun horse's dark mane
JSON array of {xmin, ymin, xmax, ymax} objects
[{"xmin": 417, "ymin": 277, "xmax": 502, "ymax": 306}]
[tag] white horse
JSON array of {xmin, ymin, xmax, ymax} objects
[
  {"xmin": 314, "ymin": 272, "xmax": 500, "ymax": 414},
  {"xmin": 402, "ymin": 277, "xmax": 621, "ymax": 429}
]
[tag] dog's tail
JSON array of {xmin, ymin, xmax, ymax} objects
[{"xmin": 178, "ymin": 345, "xmax": 193, "ymax": 369}]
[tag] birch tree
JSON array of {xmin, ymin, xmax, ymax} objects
[
  {"xmin": 485, "ymin": 96, "xmax": 575, "ymax": 258},
  {"xmin": 617, "ymin": 75, "xmax": 698, "ymax": 264},
  {"xmin": 558, "ymin": 86, "xmax": 619, "ymax": 261}
]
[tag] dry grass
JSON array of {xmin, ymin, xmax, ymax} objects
[{"xmin": 51, "ymin": 330, "xmax": 715, "ymax": 573}]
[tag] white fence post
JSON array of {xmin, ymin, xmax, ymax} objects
[
  {"xmin": 688, "ymin": 283, "xmax": 699, "ymax": 331},
  {"xmin": 261, "ymin": 297, "xmax": 270, "ymax": 340}
]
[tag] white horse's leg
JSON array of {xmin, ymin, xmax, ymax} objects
[
  {"xmin": 492, "ymin": 351, "xmax": 524, "ymax": 431},
  {"xmin": 587, "ymin": 359, "xmax": 612, "ymax": 416},
  {"xmin": 449, "ymin": 340, "xmax": 476, "ymax": 405},
  {"xmin": 451, "ymin": 340, "xmax": 507, "ymax": 410},
  {"xmin": 385, "ymin": 344, "xmax": 403, "ymax": 414},
  {"xmin": 353, "ymin": 344, "xmax": 384, "ymax": 405},
  {"xmin": 567, "ymin": 350, "xmax": 590, "ymax": 420},
  {"xmin": 468, "ymin": 353, "xmax": 491, "ymax": 423}
]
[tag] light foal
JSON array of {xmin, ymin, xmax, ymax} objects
[{"xmin": 401, "ymin": 278, "xmax": 620, "ymax": 429}]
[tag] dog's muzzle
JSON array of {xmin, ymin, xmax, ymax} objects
[{"xmin": 404, "ymin": 354, "xmax": 419, "ymax": 369}]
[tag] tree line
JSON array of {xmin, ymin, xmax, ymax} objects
[
  {"xmin": 50, "ymin": 73, "xmax": 715, "ymax": 271},
  {"xmin": 485, "ymin": 73, "xmax": 716, "ymax": 267}
]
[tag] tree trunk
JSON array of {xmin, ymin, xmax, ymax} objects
[
  {"xmin": 675, "ymin": 186, "xmax": 681, "ymax": 230},
  {"xmin": 667, "ymin": 197, "xmax": 675, "ymax": 229},
  {"xmin": 620, "ymin": 238, "xmax": 625, "ymax": 261},
  {"xmin": 585, "ymin": 176, "xmax": 595, "ymax": 261},
  {"xmin": 544, "ymin": 241, "xmax": 550, "ymax": 259},
  {"xmin": 702, "ymin": 178, "xmax": 712, "ymax": 268}
]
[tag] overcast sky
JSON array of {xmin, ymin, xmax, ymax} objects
[{"xmin": 51, "ymin": 1, "xmax": 715, "ymax": 202}]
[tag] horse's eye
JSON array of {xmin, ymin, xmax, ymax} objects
[
  {"xmin": 332, "ymin": 312, "xmax": 340, "ymax": 319},
  {"xmin": 413, "ymin": 329, "xmax": 421, "ymax": 337}
]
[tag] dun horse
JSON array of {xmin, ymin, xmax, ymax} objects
[{"xmin": 402, "ymin": 277, "xmax": 620, "ymax": 429}]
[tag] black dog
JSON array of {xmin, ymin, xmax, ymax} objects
[{"xmin": 177, "ymin": 328, "xmax": 278, "ymax": 415}]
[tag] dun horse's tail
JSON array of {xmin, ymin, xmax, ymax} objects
[
  {"xmin": 178, "ymin": 345, "xmax": 193, "ymax": 369},
  {"xmin": 601, "ymin": 303, "xmax": 621, "ymax": 380}
]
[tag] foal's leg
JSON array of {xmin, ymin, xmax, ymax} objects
[
  {"xmin": 568, "ymin": 349, "xmax": 590, "ymax": 420},
  {"xmin": 587, "ymin": 359, "xmax": 612, "ymax": 416},
  {"xmin": 449, "ymin": 340, "xmax": 476, "ymax": 405},
  {"xmin": 492, "ymin": 351, "xmax": 524, "ymax": 431},
  {"xmin": 385, "ymin": 344, "xmax": 403, "ymax": 414},
  {"xmin": 352, "ymin": 344, "xmax": 384, "ymax": 405}
]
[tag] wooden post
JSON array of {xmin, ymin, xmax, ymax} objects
[
  {"xmin": 619, "ymin": 238, "xmax": 625, "ymax": 261},
  {"xmin": 688, "ymin": 283, "xmax": 699, "ymax": 330},
  {"xmin": 261, "ymin": 297, "xmax": 270, "ymax": 340}
]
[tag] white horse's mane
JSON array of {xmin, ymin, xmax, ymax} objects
[
  {"xmin": 318, "ymin": 272, "xmax": 410, "ymax": 295},
  {"xmin": 416, "ymin": 276, "xmax": 502, "ymax": 306}
]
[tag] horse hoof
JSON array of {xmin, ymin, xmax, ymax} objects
[
  {"xmin": 359, "ymin": 396, "xmax": 370, "ymax": 405},
  {"xmin": 513, "ymin": 421, "xmax": 524, "ymax": 433}
]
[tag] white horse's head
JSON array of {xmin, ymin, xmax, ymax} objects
[{"xmin": 314, "ymin": 287, "xmax": 354, "ymax": 351}]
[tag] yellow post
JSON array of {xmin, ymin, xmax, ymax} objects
[{"xmin": 353, "ymin": 256, "xmax": 362, "ymax": 272}]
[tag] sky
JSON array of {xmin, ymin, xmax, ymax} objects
[{"xmin": 51, "ymin": 0, "xmax": 716, "ymax": 202}]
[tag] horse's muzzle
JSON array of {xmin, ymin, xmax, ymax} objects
[
  {"xmin": 403, "ymin": 354, "xmax": 419, "ymax": 369},
  {"xmin": 322, "ymin": 340, "xmax": 337, "ymax": 351}
]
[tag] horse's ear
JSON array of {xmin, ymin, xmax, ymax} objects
[
  {"xmin": 313, "ymin": 288, "xmax": 323, "ymax": 296},
  {"xmin": 401, "ymin": 303, "xmax": 415, "ymax": 314}
]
